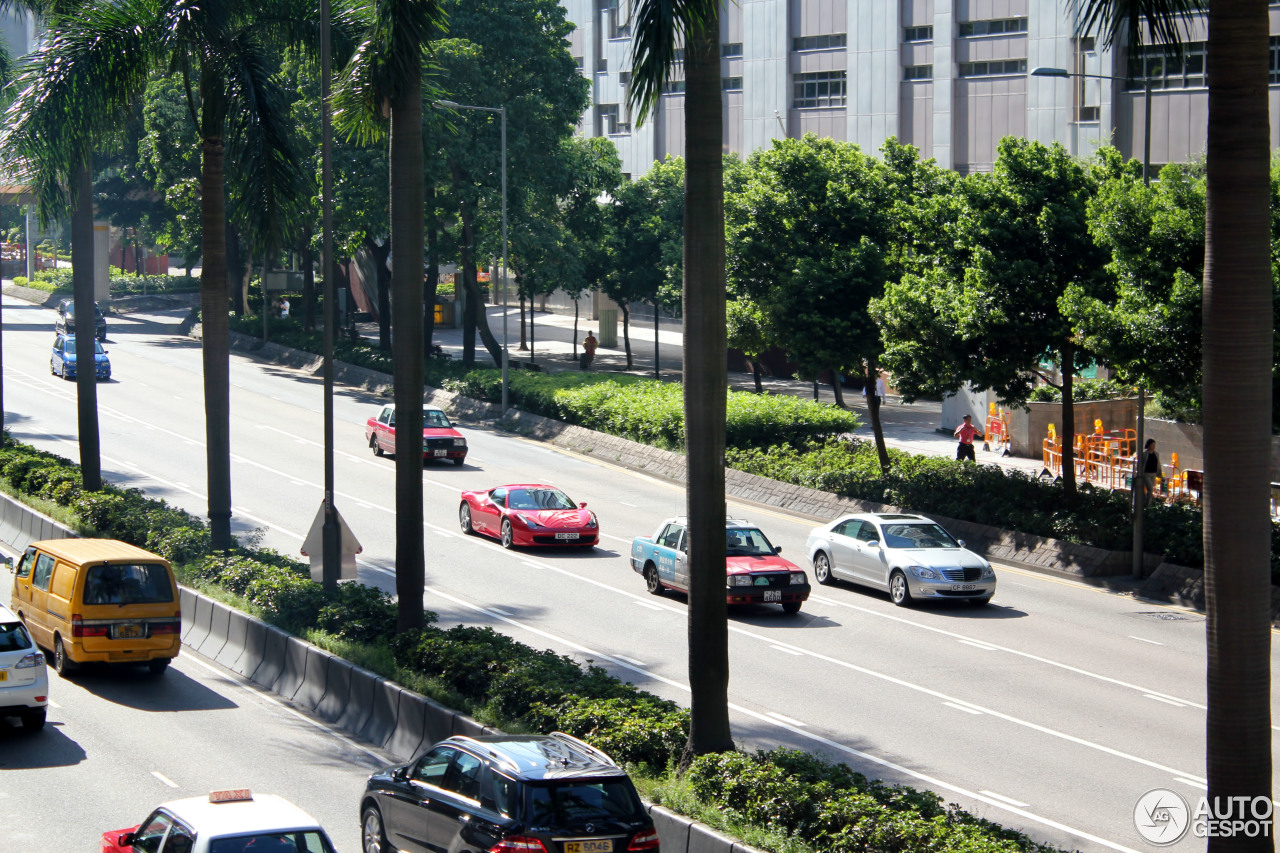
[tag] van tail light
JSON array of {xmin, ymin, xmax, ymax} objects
[
  {"xmin": 628, "ymin": 829, "xmax": 660, "ymax": 851},
  {"xmin": 71, "ymin": 615, "xmax": 107, "ymax": 638},
  {"xmin": 151, "ymin": 619, "xmax": 181, "ymax": 635},
  {"xmin": 488, "ymin": 837, "xmax": 550, "ymax": 853}
]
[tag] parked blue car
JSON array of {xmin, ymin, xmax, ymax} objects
[{"xmin": 51, "ymin": 333, "xmax": 111, "ymax": 381}]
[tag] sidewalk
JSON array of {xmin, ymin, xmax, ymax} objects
[{"xmin": 415, "ymin": 306, "xmax": 1045, "ymax": 477}]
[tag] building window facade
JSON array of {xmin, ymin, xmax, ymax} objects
[
  {"xmin": 793, "ymin": 33, "xmax": 847, "ymax": 52},
  {"xmin": 958, "ymin": 59, "xmax": 1027, "ymax": 77},
  {"xmin": 904, "ymin": 64, "xmax": 933, "ymax": 80},
  {"xmin": 596, "ymin": 104, "xmax": 627, "ymax": 135},
  {"xmin": 722, "ymin": 76, "xmax": 743, "ymax": 91},
  {"xmin": 903, "ymin": 26, "xmax": 933, "ymax": 42},
  {"xmin": 793, "ymin": 70, "xmax": 846, "ymax": 107},
  {"xmin": 600, "ymin": 0, "xmax": 630, "ymax": 40},
  {"xmin": 958, "ymin": 17, "xmax": 1028, "ymax": 37},
  {"xmin": 1271, "ymin": 36, "xmax": 1280, "ymax": 83},
  {"xmin": 662, "ymin": 80, "xmax": 685, "ymax": 94},
  {"xmin": 722, "ymin": 42, "xmax": 743, "ymax": 57},
  {"xmin": 1127, "ymin": 42, "xmax": 1207, "ymax": 89}
]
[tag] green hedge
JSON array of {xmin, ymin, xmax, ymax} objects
[
  {"xmin": 11, "ymin": 268, "xmax": 198, "ymax": 296},
  {"xmin": 0, "ymin": 432, "xmax": 1061, "ymax": 853}
]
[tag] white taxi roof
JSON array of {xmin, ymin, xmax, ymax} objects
[{"xmin": 160, "ymin": 792, "xmax": 323, "ymax": 838}]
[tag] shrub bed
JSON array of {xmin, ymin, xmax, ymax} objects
[
  {"xmin": 11, "ymin": 268, "xmax": 199, "ymax": 296},
  {"xmin": 0, "ymin": 433, "xmax": 1059, "ymax": 853}
]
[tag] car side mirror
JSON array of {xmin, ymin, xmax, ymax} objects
[
  {"xmin": 957, "ymin": 539, "xmax": 966, "ymax": 549},
  {"xmin": 579, "ymin": 502, "xmax": 587, "ymax": 509},
  {"xmin": 0, "ymin": 556, "xmax": 11, "ymax": 569},
  {"xmin": 866, "ymin": 540, "xmax": 880, "ymax": 549},
  {"xmin": 774, "ymin": 545, "xmax": 782, "ymax": 554},
  {"xmin": 117, "ymin": 833, "xmax": 136, "ymax": 847}
]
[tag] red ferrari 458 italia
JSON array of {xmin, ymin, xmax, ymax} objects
[{"xmin": 458, "ymin": 484, "xmax": 598, "ymax": 548}]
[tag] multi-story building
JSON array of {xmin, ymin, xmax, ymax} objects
[{"xmin": 562, "ymin": 0, "xmax": 1280, "ymax": 179}]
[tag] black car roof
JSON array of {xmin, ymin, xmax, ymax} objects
[{"xmin": 447, "ymin": 734, "xmax": 625, "ymax": 781}]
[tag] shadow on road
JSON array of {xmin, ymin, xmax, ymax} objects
[
  {"xmin": 0, "ymin": 718, "xmax": 87, "ymax": 768},
  {"xmin": 60, "ymin": 663, "xmax": 239, "ymax": 712}
]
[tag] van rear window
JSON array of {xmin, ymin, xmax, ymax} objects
[{"xmin": 83, "ymin": 563, "xmax": 173, "ymax": 605}]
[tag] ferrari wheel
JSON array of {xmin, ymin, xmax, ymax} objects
[
  {"xmin": 459, "ymin": 503, "xmax": 474, "ymax": 535},
  {"xmin": 500, "ymin": 519, "xmax": 514, "ymax": 549}
]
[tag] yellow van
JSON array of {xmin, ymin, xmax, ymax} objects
[{"xmin": 10, "ymin": 539, "xmax": 181, "ymax": 676}]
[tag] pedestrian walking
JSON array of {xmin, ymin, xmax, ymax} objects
[
  {"xmin": 280, "ymin": 297, "xmax": 290, "ymax": 320},
  {"xmin": 954, "ymin": 414, "xmax": 981, "ymax": 462},
  {"xmin": 875, "ymin": 375, "xmax": 886, "ymax": 407},
  {"xmin": 1142, "ymin": 438, "xmax": 1160, "ymax": 506},
  {"xmin": 581, "ymin": 330, "xmax": 598, "ymax": 370}
]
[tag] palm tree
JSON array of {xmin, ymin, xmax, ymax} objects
[
  {"xmin": 630, "ymin": 0, "xmax": 734, "ymax": 762},
  {"xmin": 5, "ymin": 1, "xmax": 343, "ymax": 550},
  {"xmin": 1079, "ymin": 2, "xmax": 1273, "ymax": 845},
  {"xmin": 336, "ymin": 0, "xmax": 444, "ymax": 633}
]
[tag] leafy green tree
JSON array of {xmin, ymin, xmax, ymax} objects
[
  {"xmin": 726, "ymin": 134, "xmax": 892, "ymax": 468},
  {"xmin": 602, "ymin": 157, "xmax": 683, "ymax": 372},
  {"xmin": 337, "ymin": 0, "xmax": 444, "ymax": 633},
  {"xmin": 558, "ymin": 136, "xmax": 623, "ymax": 355},
  {"xmin": 725, "ymin": 295, "xmax": 772, "ymax": 393},
  {"xmin": 630, "ymin": 0, "xmax": 733, "ymax": 763}
]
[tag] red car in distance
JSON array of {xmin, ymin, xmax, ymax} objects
[
  {"xmin": 459, "ymin": 483, "xmax": 599, "ymax": 548},
  {"xmin": 365, "ymin": 404, "xmax": 467, "ymax": 466}
]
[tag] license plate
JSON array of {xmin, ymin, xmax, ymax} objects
[
  {"xmin": 434, "ymin": 449, "xmax": 448, "ymax": 457},
  {"xmin": 565, "ymin": 841, "xmax": 613, "ymax": 853},
  {"xmin": 951, "ymin": 584, "xmax": 977, "ymax": 591},
  {"xmin": 0, "ymin": 671, "xmax": 7, "ymax": 682},
  {"xmin": 115, "ymin": 623, "xmax": 143, "ymax": 639},
  {"xmin": 555, "ymin": 532, "xmax": 580, "ymax": 540},
  {"xmin": 763, "ymin": 589, "xmax": 782, "ymax": 602}
]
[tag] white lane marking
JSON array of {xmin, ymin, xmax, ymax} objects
[
  {"xmin": 233, "ymin": 506, "xmax": 253, "ymax": 515},
  {"xmin": 152, "ymin": 771, "xmax": 179, "ymax": 788},
  {"xmin": 619, "ymin": 502, "xmax": 639, "ymax": 508},
  {"xmin": 416, "ymin": 581, "xmax": 1146, "ymax": 853},
  {"xmin": 944, "ymin": 702, "xmax": 984, "ymax": 715},
  {"xmin": 522, "ymin": 561, "xmax": 543, "ymax": 569},
  {"xmin": 356, "ymin": 502, "xmax": 375, "ymax": 510},
  {"xmin": 981, "ymin": 790, "xmax": 1030, "ymax": 808},
  {"xmin": 47, "ymin": 700, "xmax": 61, "ymax": 709},
  {"xmin": 960, "ymin": 639, "xmax": 998, "ymax": 651},
  {"xmin": 771, "ymin": 645, "xmax": 804, "ymax": 656},
  {"xmin": 1174, "ymin": 777, "xmax": 1208, "ymax": 790},
  {"xmin": 175, "ymin": 482, "xmax": 190, "ymax": 490},
  {"xmin": 433, "ymin": 530, "xmax": 454, "ymax": 538},
  {"xmin": 178, "ymin": 651, "xmax": 387, "ymax": 764},
  {"xmin": 602, "ymin": 533, "xmax": 632, "ymax": 545},
  {"xmin": 633, "ymin": 601, "xmax": 663, "ymax": 611},
  {"xmin": 766, "ymin": 711, "xmax": 806, "ymax": 727},
  {"xmin": 615, "ymin": 655, "xmax": 646, "ymax": 667},
  {"xmin": 262, "ymin": 425, "xmax": 309, "ymax": 445},
  {"xmin": 1130, "ymin": 636, "xmax": 1164, "ymax": 646},
  {"xmin": 809, "ymin": 595, "xmax": 839, "ymax": 606},
  {"xmin": 488, "ymin": 607, "xmax": 511, "ymax": 616},
  {"xmin": 1143, "ymin": 694, "xmax": 1188, "ymax": 708}
]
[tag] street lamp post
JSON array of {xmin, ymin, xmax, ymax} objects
[
  {"xmin": 1031, "ymin": 64, "xmax": 1153, "ymax": 579},
  {"xmin": 434, "ymin": 100, "xmax": 508, "ymax": 414}
]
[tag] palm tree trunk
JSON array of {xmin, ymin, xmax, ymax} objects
[
  {"xmin": 830, "ymin": 371, "xmax": 845, "ymax": 407},
  {"xmin": 390, "ymin": 72, "xmax": 426, "ymax": 634},
  {"xmin": 71, "ymin": 162, "xmax": 101, "ymax": 492},
  {"xmin": 1203, "ymin": 5, "xmax": 1272, "ymax": 848},
  {"xmin": 679, "ymin": 5, "xmax": 733, "ymax": 767},
  {"xmin": 201, "ymin": 92, "xmax": 233, "ymax": 551}
]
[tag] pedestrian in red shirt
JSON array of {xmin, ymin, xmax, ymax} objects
[
  {"xmin": 954, "ymin": 414, "xmax": 982, "ymax": 462},
  {"xmin": 582, "ymin": 330, "xmax": 598, "ymax": 370}
]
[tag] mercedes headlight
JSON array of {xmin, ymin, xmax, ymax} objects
[{"xmin": 909, "ymin": 566, "xmax": 939, "ymax": 580}]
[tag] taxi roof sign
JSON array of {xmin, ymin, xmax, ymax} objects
[{"xmin": 208, "ymin": 789, "xmax": 254, "ymax": 804}]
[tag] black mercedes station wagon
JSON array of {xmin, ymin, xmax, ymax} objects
[{"xmin": 360, "ymin": 733, "xmax": 660, "ymax": 853}]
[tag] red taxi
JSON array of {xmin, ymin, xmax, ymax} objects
[{"xmin": 365, "ymin": 404, "xmax": 467, "ymax": 466}]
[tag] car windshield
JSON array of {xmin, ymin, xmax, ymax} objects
[
  {"xmin": 63, "ymin": 339, "xmax": 105, "ymax": 356},
  {"xmin": 881, "ymin": 522, "xmax": 959, "ymax": 549},
  {"xmin": 208, "ymin": 831, "xmax": 336, "ymax": 853},
  {"xmin": 0, "ymin": 620, "xmax": 32, "ymax": 652},
  {"xmin": 725, "ymin": 528, "xmax": 776, "ymax": 556},
  {"xmin": 526, "ymin": 779, "xmax": 646, "ymax": 824},
  {"xmin": 423, "ymin": 408, "xmax": 453, "ymax": 428},
  {"xmin": 83, "ymin": 563, "xmax": 173, "ymax": 605},
  {"xmin": 507, "ymin": 488, "xmax": 575, "ymax": 511}
]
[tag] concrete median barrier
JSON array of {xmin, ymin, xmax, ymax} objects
[
  {"xmin": 315, "ymin": 656, "xmax": 355, "ymax": 724},
  {"xmin": 689, "ymin": 822, "xmax": 738, "ymax": 853},
  {"xmin": 250, "ymin": 626, "xmax": 289, "ymax": 691},
  {"xmin": 184, "ymin": 595, "xmax": 214, "ymax": 651},
  {"xmin": 274, "ymin": 636, "xmax": 311, "ymax": 701},
  {"xmin": 337, "ymin": 666, "xmax": 381, "ymax": 735},
  {"xmin": 649, "ymin": 807, "xmax": 691, "ymax": 853},
  {"xmin": 179, "ymin": 588, "xmax": 197, "ymax": 641},
  {"xmin": 293, "ymin": 645, "xmax": 335, "ymax": 713},
  {"xmin": 385, "ymin": 692, "xmax": 428, "ymax": 761},
  {"xmin": 361, "ymin": 679, "xmax": 404, "ymax": 749},
  {"xmin": 449, "ymin": 714, "xmax": 488, "ymax": 739},
  {"xmin": 232, "ymin": 617, "xmax": 269, "ymax": 679},
  {"xmin": 196, "ymin": 600, "xmax": 232, "ymax": 659},
  {"xmin": 215, "ymin": 607, "xmax": 250, "ymax": 670}
]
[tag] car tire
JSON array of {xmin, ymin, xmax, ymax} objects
[
  {"xmin": 889, "ymin": 571, "xmax": 913, "ymax": 607},
  {"xmin": 782, "ymin": 601, "xmax": 802, "ymax": 614},
  {"xmin": 148, "ymin": 658, "xmax": 171, "ymax": 676},
  {"xmin": 644, "ymin": 564, "xmax": 663, "ymax": 596},
  {"xmin": 969, "ymin": 596, "xmax": 992, "ymax": 607},
  {"xmin": 459, "ymin": 503, "xmax": 474, "ymax": 535},
  {"xmin": 453, "ymin": 457, "xmax": 465, "ymax": 466},
  {"xmin": 20, "ymin": 708, "xmax": 46, "ymax": 732},
  {"xmin": 370, "ymin": 435, "xmax": 383, "ymax": 457},
  {"xmin": 361, "ymin": 805, "xmax": 388, "ymax": 853},
  {"xmin": 813, "ymin": 552, "xmax": 834, "ymax": 585},
  {"xmin": 501, "ymin": 519, "xmax": 515, "ymax": 549},
  {"xmin": 53, "ymin": 635, "xmax": 76, "ymax": 676}
]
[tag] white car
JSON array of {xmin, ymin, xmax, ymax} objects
[
  {"xmin": 0, "ymin": 601, "xmax": 48, "ymax": 731},
  {"xmin": 805, "ymin": 513, "xmax": 996, "ymax": 606},
  {"xmin": 101, "ymin": 790, "xmax": 338, "ymax": 853}
]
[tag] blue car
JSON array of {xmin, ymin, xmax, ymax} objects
[{"xmin": 51, "ymin": 333, "xmax": 111, "ymax": 381}]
